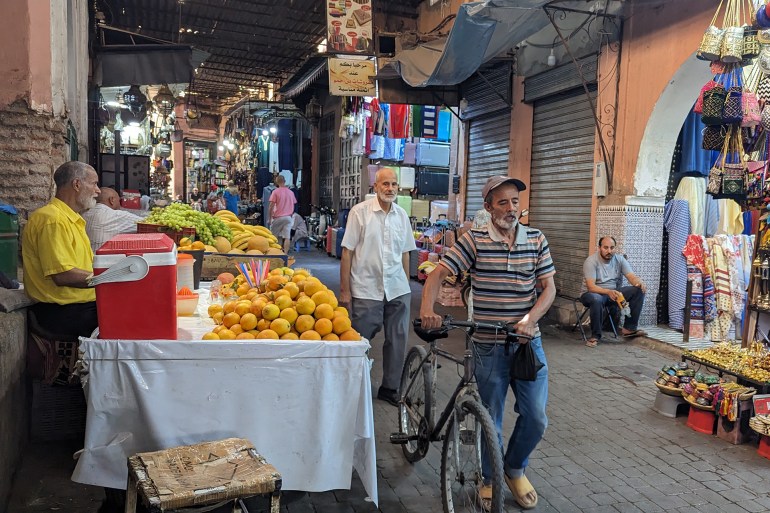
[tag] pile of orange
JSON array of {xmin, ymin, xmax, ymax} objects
[{"xmin": 201, "ymin": 267, "xmax": 361, "ymax": 342}]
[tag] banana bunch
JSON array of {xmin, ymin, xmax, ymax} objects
[
  {"xmin": 213, "ymin": 210, "xmax": 282, "ymax": 251},
  {"xmin": 418, "ymin": 261, "xmax": 438, "ymax": 274}
]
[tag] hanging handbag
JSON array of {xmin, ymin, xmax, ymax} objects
[
  {"xmin": 695, "ymin": 80, "xmax": 719, "ymax": 114},
  {"xmin": 746, "ymin": 160, "xmax": 767, "ymax": 199},
  {"xmin": 744, "ymin": 27, "xmax": 761, "ymax": 58},
  {"xmin": 698, "ymin": 0, "xmax": 726, "ymax": 61},
  {"xmin": 702, "ymin": 84, "xmax": 728, "ymax": 125},
  {"xmin": 721, "ymin": 0, "xmax": 745, "ymax": 62},
  {"xmin": 703, "ymin": 125, "xmax": 728, "ymax": 150},
  {"xmin": 723, "ymin": 85, "xmax": 743, "ymax": 123},
  {"xmin": 758, "ymin": 74, "xmax": 770, "ymax": 101},
  {"xmin": 742, "ymin": 91, "xmax": 761, "ymax": 126}
]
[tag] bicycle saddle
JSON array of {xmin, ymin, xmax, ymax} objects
[{"xmin": 412, "ymin": 319, "xmax": 448, "ymax": 342}]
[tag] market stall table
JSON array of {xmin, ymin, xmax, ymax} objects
[{"xmin": 71, "ymin": 288, "xmax": 378, "ymax": 504}]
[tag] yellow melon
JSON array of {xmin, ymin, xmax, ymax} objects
[
  {"xmin": 248, "ymin": 235, "xmax": 270, "ymax": 253},
  {"xmin": 213, "ymin": 236, "xmax": 231, "ymax": 253},
  {"xmin": 246, "ymin": 249, "xmax": 264, "ymax": 255},
  {"xmin": 266, "ymin": 248, "xmax": 284, "ymax": 255}
]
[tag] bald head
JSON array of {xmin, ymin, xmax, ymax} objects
[{"xmin": 96, "ymin": 188, "xmax": 121, "ymax": 210}]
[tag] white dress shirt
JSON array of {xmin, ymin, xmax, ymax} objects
[
  {"xmin": 82, "ymin": 203, "xmax": 143, "ymax": 253},
  {"xmin": 342, "ymin": 197, "xmax": 416, "ymax": 301}
]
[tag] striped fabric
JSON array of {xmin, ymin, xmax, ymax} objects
[
  {"xmin": 440, "ymin": 226, "xmax": 556, "ymax": 342},
  {"xmin": 663, "ymin": 200, "xmax": 690, "ymax": 330}
]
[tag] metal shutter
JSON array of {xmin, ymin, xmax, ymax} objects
[
  {"xmin": 465, "ymin": 110, "xmax": 512, "ymax": 216},
  {"xmin": 462, "ymin": 63, "xmax": 512, "ymax": 218},
  {"xmin": 319, "ymin": 113, "xmax": 335, "ymax": 208},
  {"xmin": 528, "ymin": 86, "xmax": 597, "ymax": 299}
]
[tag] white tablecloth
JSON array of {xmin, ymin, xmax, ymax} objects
[{"xmin": 71, "ymin": 300, "xmax": 378, "ymax": 503}]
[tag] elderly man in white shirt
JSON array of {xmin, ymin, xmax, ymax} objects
[
  {"xmin": 340, "ymin": 168, "xmax": 416, "ymax": 406},
  {"xmin": 82, "ymin": 188, "xmax": 142, "ymax": 252}
]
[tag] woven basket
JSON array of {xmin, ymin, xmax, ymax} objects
[
  {"xmin": 654, "ymin": 381, "xmax": 684, "ymax": 397},
  {"xmin": 684, "ymin": 394, "xmax": 716, "ymax": 411},
  {"xmin": 749, "ymin": 415, "xmax": 770, "ymax": 436}
]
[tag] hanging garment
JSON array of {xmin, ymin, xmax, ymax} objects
[
  {"xmin": 369, "ymin": 135, "xmax": 385, "ymax": 159},
  {"xmin": 687, "ymin": 264, "xmax": 705, "ymax": 339},
  {"xmin": 278, "ymin": 119, "xmax": 294, "ymax": 173},
  {"xmin": 716, "ymin": 199, "xmax": 744, "ymax": 235},
  {"xmin": 664, "ymin": 200, "xmax": 691, "ymax": 330},
  {"xmin": 704, "ymin": 194, "xmax": 719, "ymax": 237},
  {"xmin": 709, "ymin": 239, "xmax": 733, "ymax": 341},
  {"xmin": 388, "ymin": 104, "xmax": 410, "ymax": 139},
  {"xmin": 257, "ymin": 135, "xmax": 270, "ymax": 168},
  {"xmin": 674, "ymin": 176, "xmax": 707, "ymax": 235},
  {"xmin": 437, "ymin": 108, "xmax": 452, "ymax": 142},
  {"xmin": 679, "ymin": 110, "xmax": 713, "ymax": 175},
  {"xmin": 422, "ymin": 106, "xmax": 438, "ymax": 139},
  {"xmin": 269, "ymin": 141, "xmax": 280, "ymax": 174},
  {"xmin": 383, "ymin": 137, "xmax": 403, "ymax": 161},
  {"xmin": 411, "ymin": 105, "xmax": 423, "ymax": 137}
]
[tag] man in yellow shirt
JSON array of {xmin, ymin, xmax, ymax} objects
[{"xmin": 23, "ymin": 161, "xmax": 101, "ymax": 338}]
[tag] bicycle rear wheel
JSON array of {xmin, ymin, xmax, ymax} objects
[
  {"xmin": 440, "ymin": 398, "xmax": 504, "ymax": 513},
  {"xmin": 398, "ymin": 345, "xmax": 432, "ymax": 463}
]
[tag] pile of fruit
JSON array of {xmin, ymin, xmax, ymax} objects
[
  {"xmin": 202, "ymin": 210, "xmax": 284, "ymax": 255},
  {"xmin": 201, "ymin": 268, "xmax": 362, "ymax": 342},
  {"xmin": 685, "ymin": 341, "xmax": 770, "ymax": 383},
  {"xmin": 142, "ymin": 203, "xmax": 232, "ymax": 246}
]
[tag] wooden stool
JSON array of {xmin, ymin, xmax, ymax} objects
[{"xmin": 125, "ymin": 438, "xmax": 281, "ymax": 513}]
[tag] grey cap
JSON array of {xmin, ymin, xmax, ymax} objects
[{"xmin": 481, "ymin": 175, "xmax": 527, "ymax": 199}]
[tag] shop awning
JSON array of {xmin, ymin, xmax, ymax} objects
[{"xmin": 394, "ymin": 0, "xmax": 549, "ymax": 87}]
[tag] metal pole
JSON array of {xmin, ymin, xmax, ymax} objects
[{"xmin": 114, "ymin": 129, "xmax": 122, "ymax": 195}]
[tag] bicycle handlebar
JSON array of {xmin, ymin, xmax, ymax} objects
[{"xmin": 413, "ymin": 316, "xmax": 533, "ymax": 341}]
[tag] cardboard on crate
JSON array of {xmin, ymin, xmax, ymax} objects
[{"xmin": 201, "ymin": 253, "xmax": 289, "ymax": 281}]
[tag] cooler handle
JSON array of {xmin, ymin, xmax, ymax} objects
[{"xmin": 87, "ymin": 255, "xmax": 150, "ymax": 286}]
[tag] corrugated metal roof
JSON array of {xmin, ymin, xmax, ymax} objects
[{"xmin": 96, "ymin": 0, "xmax": 422, "ymax": 109}]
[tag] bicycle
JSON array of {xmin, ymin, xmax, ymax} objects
[
  {"xmin": 307, "ymin": 204, "xmax": 336, "ymax": 250},
  {"xmin": 390, "ymin": 316, "xmax": 531, "ymax": 513}
]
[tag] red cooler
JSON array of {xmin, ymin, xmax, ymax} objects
[{"xmin": 94, "ymin": 233, "xmax": 177, "ymax": 340}]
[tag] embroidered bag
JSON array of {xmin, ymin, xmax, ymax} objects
[
  {"xmin": 698, "ymin": 0, "xmax": 726, "ymax": 61},
  {"xmin": 695, "ymin": 80, "xmax": 719, "ymax": 114},
  {"xmin": 702, "ymin": 84, "xmax": 728, "ymax": 125},
  {"xmin": 742, "ymin": 91, "xmax": 761, "ymax": 127},
  {"xmin": 703, "ymin": 125, "xmax": 727, "ymax": 150}
]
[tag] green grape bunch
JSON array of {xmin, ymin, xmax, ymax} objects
[{"xmin": 142, "ymin": 204, "xmax": 232, "ymax": 245}]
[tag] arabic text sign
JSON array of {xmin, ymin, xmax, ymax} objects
[{"xmin": 328, "ymin": 58, "xmax": 376, "ymax": 96}]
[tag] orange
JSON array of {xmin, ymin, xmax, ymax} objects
[
  {"xmin": 332, "ymin": 316, "xmax": 352, "ymax": 335},
  {"xmin": 314, "ymin": 318, "xmax": 333, "ymax": 336},
  {"xmin": 275, "ymin": 295, "xmax": 293, "ymax": 311},
  {"xmin": 223, "ymin": 312, "xmax": 241, "ymax": 328},
  {"xmin": 274, "ymin": 289, "xmax": 291, "ymax": 300},
  {"xmin": 257, "ymin": 319, "xmax": 272, "ymax": 331},
  {"xmin": 250, "ymin": 299, "xmax": 267, "ymax": 317},
  {"xmin": 311, "ymin": 290, "xmax": 331, "ymax": 306},
  {"xmin": 267, "ymin": 275, "xmax": 286, "ymax": 291},
  {"xmin": 322, "ymin": 333, "xmax": 340, "ymax": 341},
  {"xmin": 295, "ymin": 296, "xmax": 316, "ymax": 315},
  {"xmin": 291, "ymin": 274, "xmax": 305, "ymax": 284},
  {"xmin": 236, "ymin": 284, "xmax": 250, "ymax": 296},
  {"xmin": 280, "ymin": 307, "xmax": 298, "ymax": 325},
  {"xmin": 262, "ymin": 303, "xmax": 280, "ymax": 320},
  {"xmin": 295, "ymin": 315, "xmax": 316, "ymax": 333},
  {"xmin": 281, "ymin": 267, "xmax": 295, "ymax": 276},
  {"xmin": 218, "ymin": 329, "xmax": 236, "ymax": 340},
  {"xmin": 229, "ymin": 324, "xmax": 244, "ymax": 336},
  {"xmin": 248, "ymin": 329, "xmax": 260, "ymax": 336},
  {"xmin": 211, "ymin": 312, "xmax": 224, "ymax": 325},
  {"xmin": 257, "ymin": 329, "xmax": 279, "ymax": 339},
  {"xmin": 202, "ymin": 332, "xmax": 220, "ymax": 340},
  {"xmin": 212, "ymin": 325, "xmax": 226, "ymax": 334},
  {"xmin": 327, "ymin": 293, "xmax": 338, "ymax": 309},
  {"xmin": 314, "ymin": 303, "xmax": 334, "ymax": 320},
  {"xmin": 339, "ymin": 329, "xmax": 361, "ymax": 341},
  {"xmin": 300, "ymin": 330, "xmax": 322, "ymax": 340},
  {"xmin": 207, "ymin": 304, "xmax": 224, "ymax": 317},
  {"xmin": 270, "ymin": 318, "xmax": 291, "ymax": 336},
  {"xmin": 259, "ymin": 279, "xmax": 270, "ymax": 293},
  {"xmin": 244, "ymin": 291, "xmax": 258, "ymax": 301},
  {"xmin": 236, "ymin": 332, "xmax": 255, "ymax": 340},
  {"xmin": 240, "ymin": 313, "xmax": 258, "ymax": 331},
  {"xmin": 270, "ymin": 268, "xmax": 284, "ymax": 276},
  {"xmin": 234, "ymin": 302, "xmax": 252, "ymax": 317},
  {"xmin": 293, "ymin": 268, "xmax": 310, "ymax": 277},
  {"xmin": 283, "ymin": 282, "xmax": 300, "ymax": 299},
  {"xmin": 334, "ymin": 306, "xmax": 349, "ymax": 317},
  {"xmin": 223, "ymin": 300, "xmax": 238, "ymax": 314},
  {"xmin": 303, "ymin": 278, "xmax": 325, "ymax": 297},
  {"xmin": 280, "ymin": 332, "xmax": 299, "ymax": 340},
  {"xmin": 192, "ymin": 240, "xmax": 206, "ymax": 250}
]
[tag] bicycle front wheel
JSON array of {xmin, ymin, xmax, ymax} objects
[
  {"xmin": 440, "ymin": 398, "xmax": 504, "ymax": 513},
  {"xmin": 398, "ymin": 345, "xmax": 432, "ymax": 463}
]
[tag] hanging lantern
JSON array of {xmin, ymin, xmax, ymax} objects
[
  {"xmin": 123, "ymin": 85, "xmax": 147, "ymax": 110},
  {"xmin": 305, "ymin": 95, "xmax": 322, "ymax": 125},
  {"xmin": 153, "ymin": 84, "xmax": 176, "ymax": 115}
]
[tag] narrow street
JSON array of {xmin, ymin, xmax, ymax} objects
[{"xmin": 8, "ymin": 249, "xmax": 769, "ymax": 513}]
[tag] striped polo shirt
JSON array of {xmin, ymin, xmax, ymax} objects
[{"xmin": 440, "ymin": 223, "xmax": 556, "ymax": 342}]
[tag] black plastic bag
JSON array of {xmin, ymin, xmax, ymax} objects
[{"xmin": 509, "ymin": 339, "xmax": 544, "ymax": 381}]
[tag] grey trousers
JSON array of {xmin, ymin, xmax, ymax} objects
[{"xmin": 351, "ymin": 293, "xmax": 410, "ymax": 391}]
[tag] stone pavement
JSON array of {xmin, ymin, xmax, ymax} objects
[{"xmin": 8, "ymin": 250, "xmax": 770, "ymax": 512}]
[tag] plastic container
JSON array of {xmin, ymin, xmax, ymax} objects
[
  {"xmin": 177, "ymin": 254, "xmax": 195, "ymax": 292},
  {"xmin": 178, "ymin": 249, "xmax": 203, "ymax": 289},
  {"xmin": 176, "ymin": 294, "xmax": 200, "ymax": 316},
  {"xmin": 0, "ymin": 211, "xmax": 19, "ymax": 280},
  {"xmin": 94, "ymin": 233, "xmax": 177, "ymax": 340}
]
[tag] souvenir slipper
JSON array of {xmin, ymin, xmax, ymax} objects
[{"xmin": 505, "ymin": 474, "xmax": 538, "ymax": 509}]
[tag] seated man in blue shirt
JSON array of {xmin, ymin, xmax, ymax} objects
[{"xmin": 580, "ymin": 236, "xmax": 647, "ymax": 347}]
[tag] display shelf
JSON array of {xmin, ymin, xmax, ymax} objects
[{"xmin": 681, "ymin": 354, "xmax": 770, "ymax": 393}]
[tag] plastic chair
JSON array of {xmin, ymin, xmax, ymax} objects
[
  {"xmin": 572, "ymin": 297, "xmax": 618, "ymax": 343},
  {"xmin": 293, "ymin": 237, "xmax": 312, "ymax": 252}
]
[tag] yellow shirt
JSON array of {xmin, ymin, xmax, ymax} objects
[{"xmin": 22, "ymin": 197, "xmax": 95, "ymax": 304}]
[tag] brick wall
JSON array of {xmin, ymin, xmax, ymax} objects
[{"xmin": 0, "ymin": 99, "xmax": 67, "ymax": 222}]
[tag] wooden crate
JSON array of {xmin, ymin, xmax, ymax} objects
[
  {"xmin": 136, "ymin": 223, "xmax": 196, "ymax": 245},
  {"xmin": 201, "ymin": 253, "xmax": 289, "ymax": 281}
]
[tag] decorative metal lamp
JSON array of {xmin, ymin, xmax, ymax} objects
[
  {"xmin": 153, "ymin": 84, "xmax": 176, "ymax": 116},
  {"xmin": 305, "ymin": 95, "xmax": 322, "ymax": 125}
]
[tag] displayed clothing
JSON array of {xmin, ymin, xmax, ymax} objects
[
  {"xmin": 262, "ymin": 185, "xmax": 276, "ymax": 225},
  {"xmin": 279, "ymin": 169, "xmax": 294, "ymax": 188},
  {"xmin": 269, "ymin": 141, "xmax": 280, "ymax": 174},
  {"xmin": 716, "ymin": 199, "xmax": 744, "ymax": 235},
  {"xmin": 421, "ymin": 106, "xmax": 438, "ymax": 139},
  {"xmin": 382, "ymin": 137, "xmax": 403, "ymax": 161},
  {"xmin": 388, "ymin": 104, "xmax": 410, "ymax": 139},
  {"xmin": 278, "ymin": 119, "xmax": 294, "ymax": 174},
  {"xmin": 674, "ymin": 176, "xmax": 707, "ymax": 236},
  {"xmin": 436, "ymin": 108, "xmax": 452, "ymax": 142},
  {"xmin": 664, "ymin": 200, "xmax": 690, "ymax": 330}
]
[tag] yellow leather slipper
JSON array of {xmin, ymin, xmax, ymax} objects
[{"xmin": 505, "ymin": 474, "xmax": 538, "ymax": 509}]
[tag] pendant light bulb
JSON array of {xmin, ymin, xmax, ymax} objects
[{"xmin": 547, "ymin": 48, "xmax": 556, "ymax": 67}]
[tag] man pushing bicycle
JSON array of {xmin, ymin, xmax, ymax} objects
[{"xmin": 420, "ymin": 175, "xmax": 556, "ymax": 510}]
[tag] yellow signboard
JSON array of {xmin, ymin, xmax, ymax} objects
[{"xmin": 328, "ymin": 58, "xmax": 376, "ymax": 96}]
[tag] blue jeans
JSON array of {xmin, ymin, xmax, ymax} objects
[
  {"xmin": 580, "ymin": 285, "xmax": 645, "ymax": 340},
  {"xmin": 474, "ymin": 338, "xmax": 548, "ymax": 481}
]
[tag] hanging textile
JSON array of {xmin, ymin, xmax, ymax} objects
[
  {"xmin": 674, "ymin": 176, "xmax": 707, "ymax": 235},
  {"xmin": 278, "ymin": 119, "xmax": 294, "ymax": 173},
  {"xmin": 664, "ymin": 200, "xmax": 691, "ymax": 329},
  {"xmin": 422, "ymin": 106, "xmax": 438, "ymax": 139},
  {"xmin": 411, "ymin": 105, "xmax": 423, "ymax": 137},
  {"xmin": 257, "ymin": 135, "xmax": 270, "ymax": 169},
  {"xmin": 679, "ymin": 110, "xmax": 712, "ymax": 175},
  {"xmin": 683, "ymin": 235, "xmax": 707, "ymax": 338},
  {"xmin": 708, "ymin": 238, "xmax": 733, "ymax": 341},
  {"xmin": 388, "ymin": 104, "xmax": 410, "ymax": 138},
  {"xmin": 716, "ymin": 199, "xmax": 744, "ymax": 235},
  {"xmin": 437, "ymin": 108, "xmax": 452, "ymax": 142}
]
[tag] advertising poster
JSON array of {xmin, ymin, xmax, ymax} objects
[
  {"xmin": 328, "ymin": 58, "xmax": 376, "ymax": 96},
  {"xmin": 326, "ymin": 0, "xmax": 373, "ymax": 54}
]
